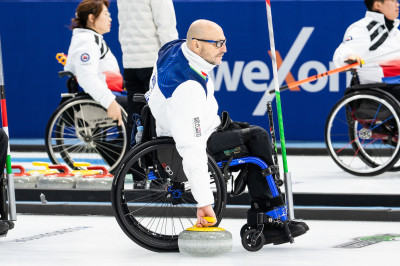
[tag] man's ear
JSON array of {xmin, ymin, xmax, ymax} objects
[
  {"xmin": 373, "ymin": 0, "xmax": 382, "ymax": 12},
  {"xmin": 194, "ymin": 40, "xmax": 200, "ymax": 49}
]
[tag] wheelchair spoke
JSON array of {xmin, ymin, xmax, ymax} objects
[
  {"xmin": 369, "ymin": 102, "xmax": 383, "ymax": 128},
  {"xmin": 336, "ymin": 138, "xmax": 357, "ymax": 154},
  {"xmin": 94, "ymin": 139, "xmax": 125, "ymax": 149},
  {"xmin": 124, "ymin": 194, "xmax": 167, "ymax": 215},
  {"xmin": 58, "ymin": 110, "xmax": 75, "ymax": 128},
  {"xmin": 123, "ymin": 190, "xmax": 165, "ymax": 204},
  {"xmin": 94, "ymin": 142, "xmax": 122, "ymax": 156},
  {"xmin": 64, "ymin": 142, "xmax": 89, "ymax": 153},
  {"xmin": 75, "ymin": 103, "xmax": 90, "ymax": 137},
  {"xmin": 51, "ymin": 141, "xmax": 84, "ymax": 152},
  {"xmin": 333, "ymin": 115, "xmax": 350, "ymax": 126},
  {"xmin": 370, "ymin": 116, "xmax": 394, "ymax": 131},
  {"xmin": 129, "ymin": 168, "xmax": 146, "ymax": 179}
]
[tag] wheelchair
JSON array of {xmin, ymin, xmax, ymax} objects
[
  {"xmin": 111, "ymin": 95, "xmax": 293, "ymax": 252},
  {"xmin": 325, "ymin": 70, "xmax": 400, "ymax": 176},
  {"xmin": 45, "ymin": 71, "xmax": 128, "ymax": 172}
]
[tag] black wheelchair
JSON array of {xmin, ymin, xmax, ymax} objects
[
  {"xmin": 45, "ymin": 71, "xmax": 128, "ymax": 172},
  {"xmin": 325, "ymin": 70, "xmax": 400, "ymax": 176},
  {"xmin": 111, "ymin": 95, "xmax": 293, "ymax": 252}
]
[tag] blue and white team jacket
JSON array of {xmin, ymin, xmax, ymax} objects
[{"xmin": 146, "ymin": 40, "xmax": 221, "ymax": 207}]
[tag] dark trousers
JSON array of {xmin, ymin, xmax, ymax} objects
[
  {"xmin": 0, "ymin": 129, "xmax": 9, "ymax": 220},
  {"xmin": 123, "ymin": 68, "xmax": 153, "ymax": 142},
  {"xmin": 207, "ymin": 125, "xmax": 277, "ymax": 224}
]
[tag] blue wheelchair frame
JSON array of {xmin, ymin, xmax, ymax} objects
[
  {"xmin": 148, "ymin": 156, "xmax": 288, "ymax": 221},
  {"xmin": 217, "ymin": 157, "xmax": 287, "ymax": 222}
]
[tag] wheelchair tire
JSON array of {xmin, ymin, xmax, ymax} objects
[
  {"xmin": 111, "ymin": 138, "xmax": 227, "ymax": 252},
  {"xmin": 45, "ymin": 95, "xmax": 128, "ymax": 172},
  {"xmin": 325, "ymin": 91, "xmax": 400, "ymax": 176}
]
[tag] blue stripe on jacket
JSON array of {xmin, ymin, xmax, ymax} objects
[{"xmin": 156, "ymin": 39, "xmax": 208, "ymax": 99}]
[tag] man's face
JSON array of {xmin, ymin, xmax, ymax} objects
[
  {"xmin": 197, "ymin": 31, "xmax": 227, "ymax": 65},
  {"xmin": 375, "ymin": 0, "xmax": 399, "ymax": 21}
]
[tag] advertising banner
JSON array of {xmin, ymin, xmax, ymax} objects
[{"xmin": 0, "ymin": 0, "xmax": 367, "ymax": 140}]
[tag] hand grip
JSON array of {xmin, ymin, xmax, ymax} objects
[
  {"xmin": 204, "ymin": 217, "xmax": 216, "ymax": 223},
  {"xmin": 32, "ymin": 162, "xmax": 50, "ymax": 169},
  {"xmin": 73, "ymin": 162, "xmax": 91, "ymax": 167}
]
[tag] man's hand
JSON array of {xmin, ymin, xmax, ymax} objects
[
  {"xmin": 346, "ymin": 54, "xmax": 363, "ymax": 65},
  {"xmin": 107, "ymin": 100, "xmax": 122, "ymax": 126},
  {"xmin": 196, "ymin": 205, "xmax": 216, "ymax": 227}
]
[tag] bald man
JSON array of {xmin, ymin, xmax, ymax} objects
[{"xmin": 146, "ymin": 20, "xmax": 308, "ymax": 244}]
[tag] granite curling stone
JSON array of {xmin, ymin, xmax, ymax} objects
[{"xmin": 178, "ymin": 217, "xmax": 232, "ymax": 256}]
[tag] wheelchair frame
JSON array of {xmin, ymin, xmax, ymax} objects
[
  {"xmin": 325, "ymin": 71, "xmax": 400, "ymax": 176},
  {"xmin": 111, "ymin": 95, "xmax": 294, "ymax": 252},
  {"xmin": 45, "ymin": 71, "xmax": 128, "ymax": 172}
]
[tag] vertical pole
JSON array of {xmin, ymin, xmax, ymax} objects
[
  {"xmin": 0, "ymin": 37, "xmax": 17, "ymax": 221},
  {"xmin": 265, "ymin": 0, "xmax": 294, "ymax": 219}
]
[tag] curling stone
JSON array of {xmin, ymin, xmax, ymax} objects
[
  {"xmin": 76, "ymin": 166, "xmax": 113, "ymax": 190},
  {"xmin": 178, "ymin": 217, "xmax": 232, "ymax": 256},
  {"xmin": 11, "ymin": 165, "xmax": 37, "ymax": 189},
  {"xmin": 37, "ymin": 165, "xmax": 76, "ymax": 189},
  {"xmin": 71, "ymin": 162, "xmax": 100, "ymax": 177}
]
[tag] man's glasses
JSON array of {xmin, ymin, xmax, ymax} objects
[{"xmin": 192, "ymin": 38, "xmax": 227, "ymax": 48}]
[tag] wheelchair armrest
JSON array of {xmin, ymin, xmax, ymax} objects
[
  {"xmin": 58, "ymin": 71, "xmax": 75, "ymax": 79},
  {"xmin": 350, "ymin": 83, "xmax": 387, "ymax": 90},
  {"xmin": 58, "ymin": 71, "xmax": 79, "ymax": 94},
  {"xmin": 133, "ymin": 93, "xmax": 147, "ymax": 103}
]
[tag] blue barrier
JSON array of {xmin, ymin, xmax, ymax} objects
[{"xmin": 0, "ymin": 0, "xmax": 365, "ymax": 141}]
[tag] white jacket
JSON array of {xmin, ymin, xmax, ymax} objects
[
  {"xmin": 146, "ymin": 40, "xmax": 221, "ymax": 207},
  {"xmin": 117, "ymin": 0, "xmax": 179, "ymax": 69},
  {"xmin": 65, "ymin": 28, "xmax": 121, "ymax": 108},
  {"xmin": 333, "ymin": 11, "xmax": 400, "ymax": 84}
]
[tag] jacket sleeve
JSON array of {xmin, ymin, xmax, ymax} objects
[
  {"xmin": 150, "ymin": 0, "xmax": 179, "ymax": 46},
  {"xmin": 65, "ymin": 38, "xmax": 115, "ymax": 109},
  {"xmin": 333, "ymin": 24, "xmax": 370, "ymax": 67},
  {"xmin": 167, "ymin": 80, "xmax": 214, "ymax": 207}
]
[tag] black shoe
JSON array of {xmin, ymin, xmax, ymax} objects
[
  {"xmin": 7, "ymin": 221, "xmax": 15, "ymax": 230},
  {"xmin": 292, "ymin": 220, "xmax": 309, "ymax": 231},
  {"xmin": 0, "ymin": 221, "xmax": 10, "ymax": 236},
  {"xmin": 263, "ymin": 220, "xmax": 309, "ymax": 245}
]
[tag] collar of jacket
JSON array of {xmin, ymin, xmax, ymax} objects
[
  {"xmin": 365, "ymin": 11, "xmax": 400, "ymax": 29},
  {"xmin": 181, "ymin": 42, "xmax": 216, "ymax": 80},
  {"xmin": 73, "ymin": 28, "xmax": 104, "ymax": 40}
]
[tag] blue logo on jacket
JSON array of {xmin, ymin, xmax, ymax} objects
[{"xmin": 80, "ymin": 53, "xmax": 90, "ymax": 62}]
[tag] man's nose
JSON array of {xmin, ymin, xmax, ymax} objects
[{"xmin": 220, "ymin": 44, "xmax": 227, "ymax": 53}]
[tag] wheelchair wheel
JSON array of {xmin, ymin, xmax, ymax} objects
[
  {"xmin": 111, "ymin": 138, "xmax": 227, "ymax": 252},
  {"xmin": 325, "ymin": 91, "xmax": 400, "ymax": 176},
  {"xmin": 45, "ymin": 96, "xmax": 128, "ymax": 172}
]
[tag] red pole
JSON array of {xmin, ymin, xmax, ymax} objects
[{"xmin": 0, "ymin": 37, "xmax": 16, "ymax": 221}]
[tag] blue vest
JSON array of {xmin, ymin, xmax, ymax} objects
[{"xmin": 156, "ymin": 39, "xmax": 208, "ymax": 99}]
